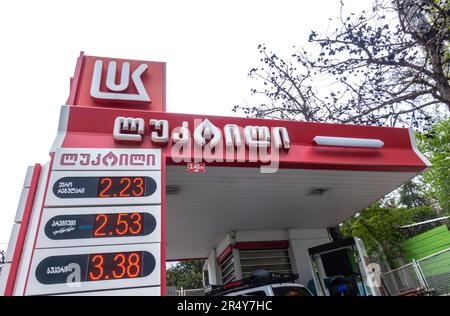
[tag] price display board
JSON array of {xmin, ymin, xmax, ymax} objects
[
  {"xmin": 53, "ymin": 176, "xmax": 156, "ymax": 199},
  {"xmin": 36, "ymin": 251, "xmax": 154, "ymax": 284},
  {"xmin": 45, "ymin": 170, "xmax": 161, "ymax": 206},
  {"xmin": 36, "ymin": 206, "xmax": 161, "ymax": 248},
  {"xmin": 26, "ymin": 243, "xmax": 160, "ymax": 295},
  {"xmin": 24, "ymin": 148, "xmax": 164, "ymax": 296}
]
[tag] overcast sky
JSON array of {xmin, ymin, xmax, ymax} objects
[{"xmin": 0, "ymin": 0, "xmax": 372, "ymax": 247}]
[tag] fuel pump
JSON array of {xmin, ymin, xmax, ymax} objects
[{"xmin": 308, "ymin": 237, "xmax": 382, "ymax": 296}]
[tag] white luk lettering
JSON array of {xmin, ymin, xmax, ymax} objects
[{"xmin": 90, "ymin": 60, "xmax": 150, "ymax": 103}]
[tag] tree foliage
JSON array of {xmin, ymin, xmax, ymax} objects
[
  {"xmin": 234, "ymin": 0, "xmax": 450, "ymax": 127},
  {"xmin": 340, "ymin": 204, "xmax": 439, "ymax": 267},
  {"xmin": 417, "ymin": 118, "xmax": 450, "ymax": 212},
  {"xmin": 166, "ymin": 260, "xmax": 205, "ymax": 289},
  {"xmin": 397, "ymin": 178, "xmax": 432, "ymax": 208}
]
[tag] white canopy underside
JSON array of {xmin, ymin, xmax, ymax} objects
[{"xmin": 165, "ymin": 166, "xmax": 418, "ymax": 260}]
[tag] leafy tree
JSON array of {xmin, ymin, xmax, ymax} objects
[
  {"xmin": 398, "ymin": 179, "xmax": 432, "ymax": 208},
  {"xmin": 340, "ymin": 204, "xmax": 439, "ymax": 267},
  {"xmin": 166, "ymin": 260, "xmax": 205, "ymax": 289},
  {"xmin": 234, "ymin": 0, "xmax": 449, "ymax": 127},
  {"xmin": 417, "ymin": 118, "xmax": 450, "ymax": 212}
]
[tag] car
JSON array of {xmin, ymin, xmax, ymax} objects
[{"xmin": 205, "ymin": 270, "xmax": 313, "ymax": 296}]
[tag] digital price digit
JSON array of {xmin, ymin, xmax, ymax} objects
[
  {"xmin": 98, "ymin": 177, "xmax": 145, "ymax": 198},
  {"xmin": 87, "ymin": 252, "xmax": 143, "ymax": 281},
  {"xmin": 93, "ymin": 213, "xmax": 143, "ymax": 237}
]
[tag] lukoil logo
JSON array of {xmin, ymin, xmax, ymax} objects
[{"xmin": 90, "ymin": 60, "xmax": 151, "ymax": 103}]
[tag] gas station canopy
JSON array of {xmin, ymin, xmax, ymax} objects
[
  {"xmin": 60, "ymin": 105, "xmax": 430, "ymax": 260},
  {"xmin": 0, "ymin": 53, "xmax": 430, "ymax": 296}
]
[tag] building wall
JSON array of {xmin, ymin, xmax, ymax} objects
[
  {"xmin": 206, "ymin": 249, "xmax": 219, "ymax": 285},
  {"xmin": 216, "ymin": 234, "xmax": 231, "ymax": 259},
  {"xmin": 288, "ymin": 228, "xmax": 331, "ymax": 285}
]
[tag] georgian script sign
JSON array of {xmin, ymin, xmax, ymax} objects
[
  {"xmin": 114, "ymin": 117, "xmax": 291, "ymax": 151},
  {"xmin": 54, "ymin": 148, "xmax": 161, "ymax": 171}
]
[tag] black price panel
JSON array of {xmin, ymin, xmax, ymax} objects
[
  {"xmin": 53, "ymin": 176, "xmax": 157, "ymax": 199},
  {"xmin": 35, "ymin": 251, "xmax": 156, "ymax": 285},
  {"xmin": 44, "ymin": 213, "xmax": 157, "ymax": 240}
]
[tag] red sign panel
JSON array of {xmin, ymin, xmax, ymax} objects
[
  {"xmin": 67, "ymin": 52, "xmax": 166, "ymax": 112},
  {"xmin": 59, "ymin": 106, "xmax": 429, "ymax": 173}
]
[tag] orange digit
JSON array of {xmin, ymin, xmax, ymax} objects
[
  {"xmin": 99, "ymin": 178, "xmax": 113, "ymax": 197},
  {"xmin": 115, "ymin": 213, "xmax": 129, "ymax": 235},
  {"xmin": 112, "ymin": 253, "xmax": 126, "ymax": 279},
  {"xmin": 94, "ymin": 214, "xmax": 108, "ymax": 237},
  {"xmin": 129, "ymin": 213, "xmax": 142, "ymax": 234},
  {"xmin": 119, "ymin": 177, "xmax": 131, "ymax": 197},
  {"xmin": 89, "ymin": 255, "xmax": 104, "ymax": 280},
  {"xmin": 132, "ymin": 177, "xmax": 144, "ymax": 197},
  {"xmin": 127, "ymin": 253, "xmax": 141, "ymax": 278}
]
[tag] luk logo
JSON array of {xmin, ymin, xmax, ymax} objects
[{"xmin": 90, "ymin": 59, "xmax": 151, "ymax": 103}]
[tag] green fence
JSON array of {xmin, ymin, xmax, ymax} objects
[
  {"xmin": 382, "ymin": 248, "xmax": 450, "ymax": 296},
  {"xmin": 417, "ymin": 249, "xmax": 450, "ymax": 295},
  {"xmin": 383, "ymin": 226, "xmax": 450, "ymax": 295},
  {"xmin": 401, "ymin": 225, "xmax": 450, "ymax": 263}
]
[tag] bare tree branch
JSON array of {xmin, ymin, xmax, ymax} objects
[{"xmin": 234, "ymin": 0, "xmax": 450, "ymax": 128}]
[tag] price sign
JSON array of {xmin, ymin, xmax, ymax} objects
[
  {"xmin": 45, "ymin": 170, "xmax": 161, "ymax": 206},
  {"xmin": 52, "ymin": 176, "xmax": 156, "ymax": 199},
  {"xmin": 45, "ymin": 213, "xmax": 155, "ymax": 239},
  {"xmin": 36, "ymin": 206, "xmax": 161, "ymax": 248},
  {"xmin": 26, "ymin": 243, "xmax": 160, "ymax": 295},
  {"xmin": 35, "ymin": 251, "xmax": 155, "ymax": 284},
  {"xmin": 28, "ymin": 148, "xmax": 164, "ymax": 295}
]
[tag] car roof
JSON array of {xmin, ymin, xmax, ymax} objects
[{"xmin": 270, "ymin": 283, "xmax": 307, "ymax": 288}]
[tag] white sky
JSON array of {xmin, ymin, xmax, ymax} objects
[{"xmin": 0, "ymin": 0, "xmax": 372, "ymax": 247}]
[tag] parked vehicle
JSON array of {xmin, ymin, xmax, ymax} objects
[{"xmin": 205, "ymin": 270, "xmax": 312, "ymax": 296}]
